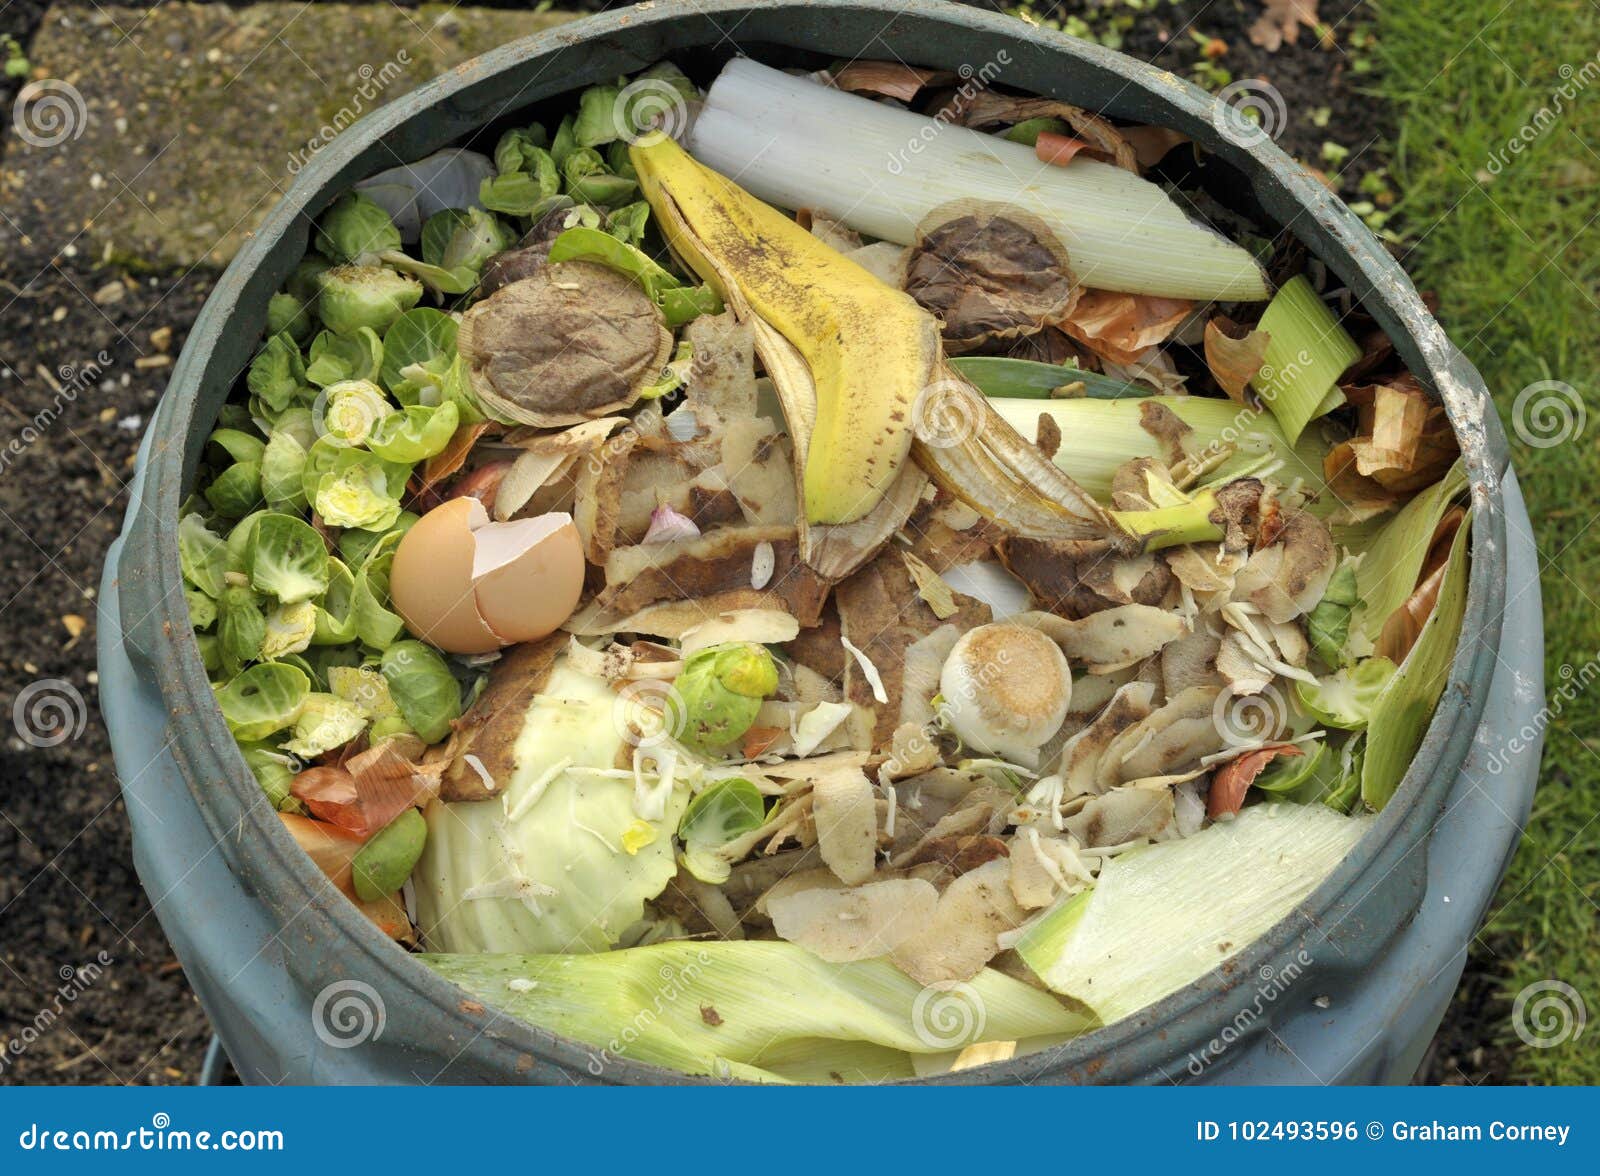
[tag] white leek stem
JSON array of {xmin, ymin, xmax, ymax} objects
[{"xmin": 688, "ymin": 59, "xmax": 1268, "ymax": 302}]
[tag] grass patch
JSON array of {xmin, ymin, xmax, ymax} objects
[{"xmin": 1375, "ymin": 0, "xmax": 1600, "ymax": 1083}]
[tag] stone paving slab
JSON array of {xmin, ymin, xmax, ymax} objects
[{"xmin": 1, "ymin": 3, "xmax": 576, "ymax": 268}]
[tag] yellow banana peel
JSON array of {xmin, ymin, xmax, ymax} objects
[{"xmin": 631, "ymin": 134, "xmax": 939, "ymax": 529}]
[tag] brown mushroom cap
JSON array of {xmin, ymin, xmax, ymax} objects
[{"xmin": 457, "ymin": 260, "xmax": 673, "ymax": 428}]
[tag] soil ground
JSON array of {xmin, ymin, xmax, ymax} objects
[{"xmin": 0, "ymin": 0, "xmax": 1500, "ymax": 1085}]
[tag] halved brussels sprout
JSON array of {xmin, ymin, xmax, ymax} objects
[
  {"xmin": 215, "ymin": 661, "xmax": 310, "ymax": 741},
  {"xmin": 247, "ymin": 512, "xmax": 331, "ymax": 604},
  {"xmin": 366, "ymin": 401, "xmax": 459, "ymax": 463},
  {"xmin": 319, "ymin": 379, "xmax": 395, "ymax": 448},
  {"xmin": 678, "ymin": 777, "xmax": 767, "ymax": 884},
  {"xmin": 305, "ymin": 327, "xmax": 384, "ymax": 388},
  {"xmin": 260, "ymin": 599, "xmax": 319, "ymax": 660},
  {"xmin": 283, "ymin": 692, "xmax": 368, "ymax": 759}
]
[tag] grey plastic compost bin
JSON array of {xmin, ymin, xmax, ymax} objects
[{"xmin": 98, "ymin": 0, "xmax": 1544, "ymax": 1085}]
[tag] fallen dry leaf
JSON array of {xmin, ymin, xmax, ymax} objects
[{"xmin": 1249, "ymin": 0, "xmax": 1322, "ymax": 53}]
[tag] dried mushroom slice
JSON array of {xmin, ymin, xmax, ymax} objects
[
  {"xmin": 457, "ymin": 261, "xmax": 673, "ymax": 428},
  {"xmin": 901, "ymin": 202, "xmax": 1080, "ymax": 353}
]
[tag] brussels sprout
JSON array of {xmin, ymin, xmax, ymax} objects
[
  {"xmin": 215, "ymin": 403, "xmax": 258, "ymax": 434},
  {"xmin": 273, "ymin": 405, "xmax": 318, "ymax": 452},
  {"xmin": 421, "ymin": 207, "xmax": 514, "ymax": 273},
  {"xmin": 305, "ymin": 327, "xmax": 384, "ymax": 388},
  {"xmin": 218, "ymin": 583, "xmax": 267, "ymax": 669},
  {"xmin": 260, "ymin": 599, "xmax": 318, "ymax": 660},
  {"xmin": 246, "ymin": 513, "xmax": 330, "ymax": 604},
  {"xmin": 215, "ymin": 661, "xmax": 309, "ymax": 741},
  {"xmin": 550, "ymin": 114, "xmax": 579, "ymax": 170},
  {"xmin": 196, "ymin": 633, "xmax": 222, "ymax": 676},
  {"xmin": 304, "ymin": 643, "xmax": 362, "ymax": 687},
  {"xmin": 205, "ymin": 460, "xmax": 263, "ymax": 519},
  {"xmin": 208, "ymin": 427, "xmax": 266, "ymax": 466},
  {"xmin": 366, "ymin": 401, "xmax": 459, "ymax": 463},
  {"xmin": 1253, "ymin": 740, "xmax": 1331, "ymax": 802},
  {"xmin": 605, "ymin": 199, "xmax": 649, "ymax": 246},
  {"xmin": 352, "ymin": 531, "xmax": 407, "ymax": 650},
  {"xmin": 382, "ymin": 251, "xmax": 477, "ymax": 297},
  {"xmin": 574, "ymin": 82, "xmax": 624, "ymax": 147},
  {"xmin": 606, "ymin": 142, "xmax": 639, "ymax": 184},
  {"xmin": 239, "ymin": 741, "xmax": 300, "ymax": 809},
  {"xmin": 311, "ymin": 558, "xmax": 359, "ymax": 646},
  {"xmin": 317, "ymin": 264, "xmax": 422, "ymax": 335},
  {"xmin": 185, "ymin": 586, "xmax": 218, "ymax": 630},
  {"xmin": 338, "ymin": 511, "xmax": 417, "ymax": 570},
  {"xmin": 670, "ymin": 642, "xmax": 779, "ymax": 754},
  {"xmin": 283, "ymin": 692, "xmax": 368, "ymax": 759},
  {"xmin": 267, "ymin": 291, "xmax": 313, "ymax": 344},
  {"xmin": 368, "ymin": 714, "xmax": 415, "ymax": 743},
  {"xmin": 311, "ymin": 447, "xmax": 409, "ymax": 531},
  {"xmin": 246, "ymin": 332, "xmax": 307, "ymax": 415},
  {"xmin": 562, "ymin": 147, "xmax": 637, "ymax": 206},
  {"xmin": 315, "ymin": 190, "xmax": 402, "ymax": 262},
  {"xmin": 678, "ymin": 776, "xmax": 767, "ymax": 884},
  {"xmin": 379, "ymin": 640, "xmax": 462, "ymax": 743},
  {"xmin": 435, "ymin": 353, "xmax": 486, "ymax": 425},
  {"xmin": 178, "ymin": 512, "xmax": 229, "ymax": 598},
  {"xmin": 1307, "ymin": 561, "xmax": 1360, "ymax": 666},
  {"xmin": 1295, "ymin": 658, "xmax": 1397, "ymax": 731},
  {"xmin": 286, "ymin": 256, "xmax": 332, "ymax": 303},
  {"xmin": 327, "ymin": 663, "xmax": 397, "ymax": 718},
  {"xmin": 380, "ymin": 308, "xmax": 457, "ymax": 403},
  {"xmin": 546, "ymin": 225, "xmax": 720, "ymax": 326},
  {"xmin": 493, "ymin": 125, "xmax": 548, "ymax": 175},
  {"xmin": 479, "ymin": 165, "xmax": 560, "ymax": 217},
  {"xmin": 224, "ymin": 509, "xmax": 271, "ymax": 574},
  {"xmin": 353, "ymin": 808, "xmax": 427, "ymax": 901},
  {"xmin": 260, "ymin": 430, "xmax": 308, "ymax": 511},
  {"xmin": 319, "ymin": 379, "xmax": 395, "ymax": 447}
]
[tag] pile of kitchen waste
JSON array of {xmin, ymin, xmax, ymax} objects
[{"xmin": 180, "ymin": 59, "xmax": 1471, "ymax": 1082}]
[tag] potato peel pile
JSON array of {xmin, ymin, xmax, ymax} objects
[{"xmin": 182, "ymin": 57, "xmax": 1466, "ymax": 1083}]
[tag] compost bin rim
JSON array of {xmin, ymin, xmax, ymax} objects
[{"xmin": 119, "ymin": 0, "xmax": 1509, "ymax": 1084}]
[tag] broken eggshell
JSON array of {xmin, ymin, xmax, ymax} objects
[{"xmin": 390, "ymin": 496, "xmax": 584, "ymax": 654}]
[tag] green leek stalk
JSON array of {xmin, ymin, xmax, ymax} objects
[
  {"xmin": 988, "ymin": 395, "xmax": 1328, "ymax": 508},
  {"xmin": 1016, "ymin": 803, "xmax": 1370, "ymax": 1023},
  {"xmin": 422, "ymin": 941, "xmax": 1090, "ymax": 1083},
  {"xmin": 949, "ymin": 355, "xmax": 1151, "ymax": 401},
  {"xmin": 1110, "ymin": 488, "xmax": 1223, "ymax": 551},
  {"xmin": 688, "ymin": 60, "xmax": 1269, "ymax": 302},
  {"xmin": 1251, "ymin": 275, "xmax": 1362, "ymax": 444}
]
